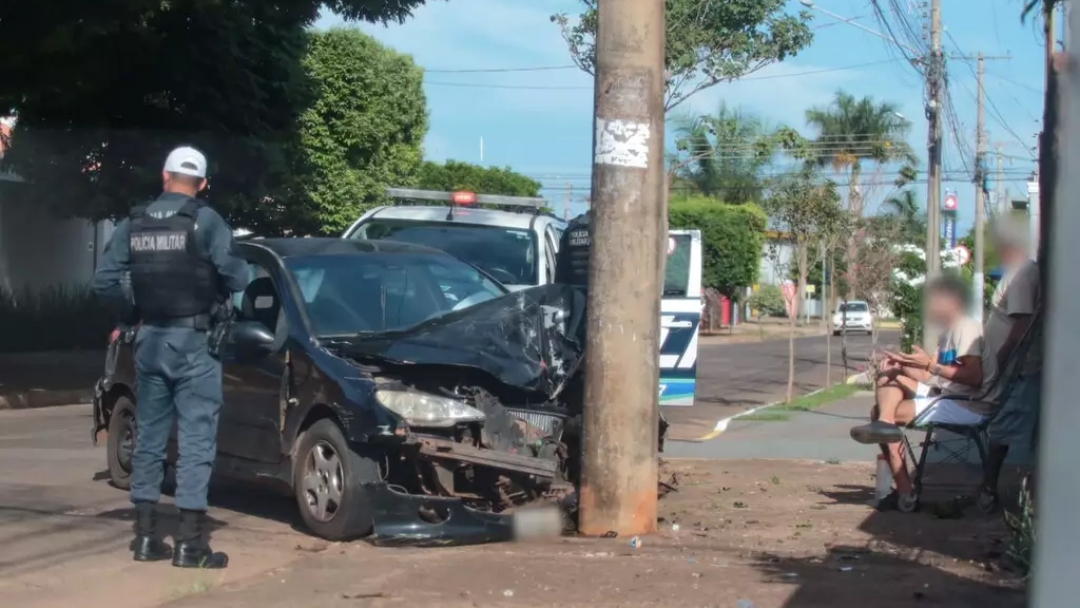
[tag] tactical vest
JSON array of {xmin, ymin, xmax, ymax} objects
[
  {"xmin": 554, "ymin": 211, "xmax": 591, "ymax": 287},
  {"xmin": 128, "ymin": 198, "xmax": 217, "ymax": 320}
]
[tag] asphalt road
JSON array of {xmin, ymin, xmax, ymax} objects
[
  {"xmin": 662, "ymin": 330, "xmax": 900, "ymax": 440},
  {"xmin": 0, "ymin": 405, "xmax": 316, "ymax": 608}
]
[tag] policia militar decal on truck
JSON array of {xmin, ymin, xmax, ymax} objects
[{"xmin": 556, "ymin": 214, "xmax": 704, "ymax": 407}]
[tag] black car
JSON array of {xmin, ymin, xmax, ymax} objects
[{"xmin": 92, "ymin": 238, "xmax": 611, "ymax": 546}]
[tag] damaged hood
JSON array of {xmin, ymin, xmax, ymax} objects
[{"xmin": 332, "ymin": 284, "xmax": 586, "ymax": 399}]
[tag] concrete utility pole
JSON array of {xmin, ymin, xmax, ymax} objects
[
  {"xmin": 922, "ymin": 0, "xmax": 943, "ymax": 351},
  {"xmin": 995, "ymin": 143, "xmax": 1006, "ymax": 214},
  {"xmin": 968, "ymin": 53, "xmax": 1009, "ymax": 321},
  {"xmin": 973, "ymin": 53, "xmax": 986, "ymax": 322},
  {"xmin": 578, "ymin": 0, "xmax": 666, "ymax": 537}
]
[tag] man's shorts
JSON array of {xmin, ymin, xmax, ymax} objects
[
  {"xmin": 988, "ymin": 373, "xmax": 1042, "ymax": 448},
  {"xmin": 911, "ymin": 382, "xmax": 988, "ymax": 426}
]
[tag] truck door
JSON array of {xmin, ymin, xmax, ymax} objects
[{"xmin": 659, "ymin": 230, "xmax": 703, "ymax": 406}]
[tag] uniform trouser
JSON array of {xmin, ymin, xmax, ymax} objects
[{"xmin": 130, "ymin": 325, "xmax": 222, "ymax": 512}]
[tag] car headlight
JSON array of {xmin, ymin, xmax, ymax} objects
[{"xmin": 375, "ymin": 389, "xmax": 486, "ymax": 428}]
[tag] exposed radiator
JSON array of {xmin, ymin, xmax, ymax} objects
[{"xmin": 506, "ymin": 408, "xmax": 565, "ymax": 439}]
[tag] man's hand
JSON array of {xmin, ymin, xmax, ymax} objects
[{"xmin": 884, "ymin": 346, "xmax": 934, "ymax": 371}]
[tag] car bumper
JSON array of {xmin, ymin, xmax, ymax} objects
[{"xmin": 364, "ymin": 482, "xmax": 522, "ymax": 547}]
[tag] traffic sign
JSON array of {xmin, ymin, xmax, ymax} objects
[
  {"xmin": 952, "ymin": 245, "xmax": 971, "ymax": 266},
  {"xmin": 943, "ymin": 192, "xmax": 958, "ymax": 212}
]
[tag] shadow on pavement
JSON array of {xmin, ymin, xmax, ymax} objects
[
  {"xmin": 88, "ymin": 468, "xmax": 306, "ymax": 537},
  {"xmin": 753, "ymin": 545, "xmax": 1025, "ymax": 607}
]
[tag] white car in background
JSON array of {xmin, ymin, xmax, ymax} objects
[{"xmin": 832, "ymin": 300, "xmax": 874, "ymax": 335}]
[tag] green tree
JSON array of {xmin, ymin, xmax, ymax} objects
[
  {"xmin": 668, "ymin": 195, "xmax": 766, "ymax": 298},
  {"xmin": 282, "ymin": 28, "xmax": 427, "ymax": 235},
  {"xmin": 763, "ymin": 168, "xmax": 845, "ymax": 399},
  {"xmin": 670, "ymin": 105, "xmax": 778, "ymax": 203},
  {"xmin": 551, "ymin": 0, "xmax": 813, "ymax": 112},
  {"xmin": 881, "ymin": 189, "xmax": 926, "ymax": 245},
  {"xmin": 0, "ymin": 0, "xmax": 432, "ymax": 223},
  {"xmin": 416, "ymin": 161, "xmax": 541, "ymax": 196}
]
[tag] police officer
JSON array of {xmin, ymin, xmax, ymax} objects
[
  {"xmin": 555, "ymin": 210, "xmax": 591, "ymax": 287},
  {"xmin": 92, "ymin": 146, "xmax": 248, "ymax": 568}
]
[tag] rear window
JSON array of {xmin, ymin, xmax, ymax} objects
[
  {"xmin": 350, "ymin": 219, "xmax": 538, "ymax": 286},
  {"xmin": 838, "ymin": 302, "xmax": 869, "ymax": 313}
]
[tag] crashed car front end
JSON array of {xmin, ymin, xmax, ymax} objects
[{"xmin": 329, "ymin": 284, "xmax": 666, "ymax": 546}]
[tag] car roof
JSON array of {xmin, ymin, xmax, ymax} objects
[
  {"xmin": 240, "ymin": 237, "xmax": 445, "ymax": 258},
  {"xmin": 363, "ymin": 205, "xmax": 565, "ymax": 231}
]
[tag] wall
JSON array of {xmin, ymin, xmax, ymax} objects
[{"xmin": 0, "ymin": 177, "xmax": 114, "ymax": 295}]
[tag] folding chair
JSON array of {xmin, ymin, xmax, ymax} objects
[{"xmin": 900, "ymin": 307, "xmax": 1043, "ymax": 513}]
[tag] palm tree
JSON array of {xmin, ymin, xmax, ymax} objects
[
  {"xmin": 670, "ymin": 104, "xmax": 777, "ymax": 203},
  {"xmin": 804, "ymin": 90, "xmax": 917, "ymax": 217},
  {"xmin": 881, "ymin": 189, "xmax": 926, "ymax": 245},
  {"xmin": 805, "ymin": 91, "xmax": 917, "ymax": 295}
]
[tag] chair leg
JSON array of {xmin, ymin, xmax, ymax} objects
[{"xmin": 910, "ymin": 427, "xmax": 934, "ymax": 502}]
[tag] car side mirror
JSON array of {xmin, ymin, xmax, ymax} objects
[{"xmin": 230, "ymin": 320, "xmax": 276, "ymax": 357}]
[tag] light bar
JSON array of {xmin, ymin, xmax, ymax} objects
[{"xmin": 385, "ymin": 188, "xmax": 546, "ymax": 209}]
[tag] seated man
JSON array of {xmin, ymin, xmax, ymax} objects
[{"xmin": 849, "ymin": 275, "xmax": 996, "ymax": 511}]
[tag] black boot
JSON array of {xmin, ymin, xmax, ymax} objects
[
  {"xmin": 172, "ymin": 509, "xmax": 228, "ymax": 569},
  {"xmin": 130, "ymin": 503, "xmax": 172, "ymax": 562}
]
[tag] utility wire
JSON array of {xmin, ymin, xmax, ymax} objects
[
  {"xmin": 423, "ymin": 59, "xmax": 902, "ymax": 89},
  {"xmin": 944, "ymin": 30, "xmax": 1038, "ymax": 158}
]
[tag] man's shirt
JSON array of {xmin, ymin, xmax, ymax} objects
[
  {"xmin": 92, "ymin": 193, "xmax": 248, "ymax": 316},
  {"xmin": 983, "ymin": 260, "xmax": 1041, "ymax": 386}
]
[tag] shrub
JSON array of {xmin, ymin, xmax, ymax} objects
[
  {"xmin": 669, "ymin": 195, "xmax": 766, "ymax": 298},
  {"xmin": 0, "ymin": 285, "xmax": 114, "ymax": 353},
  {"xmin": 747, "ymin": 284, "xmax": 786, "ymax": 317},
  {"xmin": 1005, "ymin": 475, "xmax": 1036, "ymax": 577}
]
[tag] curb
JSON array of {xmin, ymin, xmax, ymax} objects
[
  {"xmin": 687, "ymin": 373, "xmax": 873, "ymax": 442},
  {"xmin": 0, "ymin": 389, "xmax": 94, "ymax": 411}
]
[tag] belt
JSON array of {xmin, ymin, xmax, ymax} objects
[{"xmin": 143, "ymin": 314, "xmax": 212, "ymax": 330}]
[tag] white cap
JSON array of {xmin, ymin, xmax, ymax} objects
[{"xmin": 163, "ymin": 146, "xmax": 208, "ymax": 179}]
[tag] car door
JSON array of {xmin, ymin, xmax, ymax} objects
[{"xmin": 217, "ymin": 258, "xmax": 288, "ymax": 463}]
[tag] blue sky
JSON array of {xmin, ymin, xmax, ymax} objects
[{"xmin": 317, "ymin": 0, "xmax": 1048, "ymax": 228}]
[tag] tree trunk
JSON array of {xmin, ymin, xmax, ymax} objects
[
  {"xmin": 846, "ymin": 165, "xmax": 863, "ymax": 294},
  {"xmin": 824, "ymin": 252, "xmax": 832, "ymax": 388},
  {"xmin": 787, "ymin": 309, "xmax": 796, "ymax": 403},
  {"xmin": 796, "ymin": 240, "xmax": 809, "ymax": 326}
]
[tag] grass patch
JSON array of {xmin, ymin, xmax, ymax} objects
[
  {"xmin": 775, "ymin": 383, "xmax": 861, "ymax": 412},
  {"xmin": 737, "ymin": 411, "xmax": 792, "ymax": 422},
  {"xmin": 734, "ymin": 383, "xmax": 862, "ymax": 423}
]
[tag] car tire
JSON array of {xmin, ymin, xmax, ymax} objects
[
  {"xmin": 292, "ymin": 418, "xmax": 379, "ymax": 542},
  {"xmin": 106, "ymin": 396, "xmax": 137, "ymax": 491}
]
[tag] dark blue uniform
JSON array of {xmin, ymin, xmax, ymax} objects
[{"xmin": 93, "ymin": 192, "xmax": 247, "ymax": 512}]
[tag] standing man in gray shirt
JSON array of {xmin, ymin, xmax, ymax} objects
[{"xmin": 92, "ymin": 146, "xmax": 248, "ymax": 568}]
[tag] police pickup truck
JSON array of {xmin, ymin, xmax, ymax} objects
[{"xmin": 342, "ymin": 188, "xmax": 703, "ymax": 407}]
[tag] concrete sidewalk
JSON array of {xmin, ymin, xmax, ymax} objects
[
  {"xmin": 0, "ymin": 350, "xmax": 102, "ymax": 409},
  {"xmin": 666, "ymin": 393, "xmax": 1036, "ymax": 467}
]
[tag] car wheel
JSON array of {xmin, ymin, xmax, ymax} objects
[
  {"xmin": 106, "ymin": 396, "xmax": 137, "ymax": 491},
  {"xmin": 292, "ymin": 419, "xmax": 379, "ymax": 541}
]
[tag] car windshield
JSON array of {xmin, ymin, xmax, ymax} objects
[
  {"xmin": 284, "ymin": 252, "xmax": 506, "ymax": 337},
  {"xmin": 838, "ymin": 302, "xmax": 869, "ymax": 313},
  {"xmin": 350, "ymin": 219, "xmax": 539, "ymax": 286}
]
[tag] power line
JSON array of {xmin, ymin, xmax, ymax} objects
[
  {"xmin": 424, "ymin": 65, "xmax": 576, "ymax": 73},
  {"xmin": 943, "ymin": 30, "xmax": 1035, "ymax": 159},
  {"xmin": 984, "ymin": 71, "xmax": 1044, "ymax": 95},
  {"xmin": 423, "ymin": 59, "xmax": 902, "ymax": 90}
]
